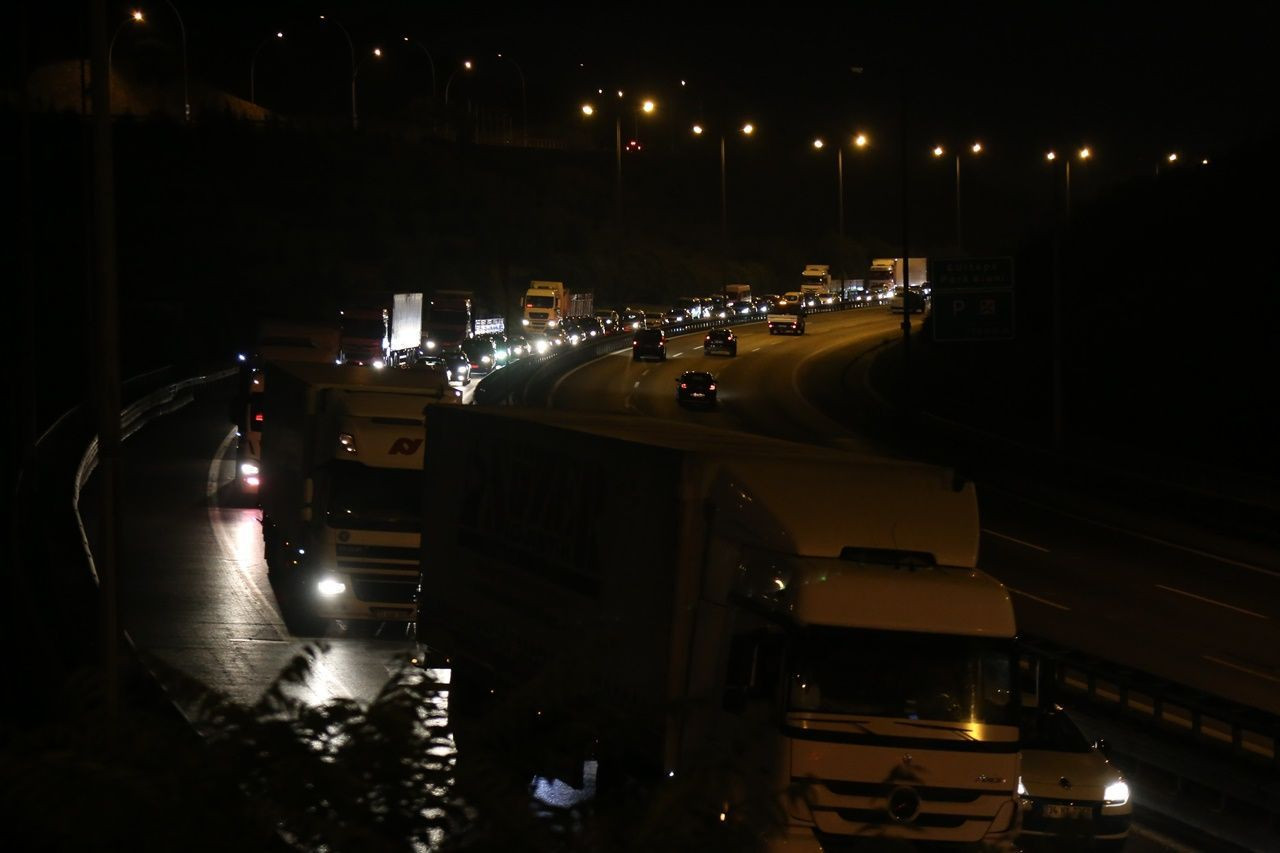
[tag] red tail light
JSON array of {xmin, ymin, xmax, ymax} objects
[
  {"xmin": 254, "ymin": 413, "xmax": 264, "ymax": 423},
  {"xmin": 709, "ymin": 384, "xmax": 716, "ymax": 390},
  {"xmin": 705, "ymin": 336, "xmax": 710, "ymax": 341},
  {"xmin": 680, "ymin": 383, "xmax": 687, "ymax": 389}
]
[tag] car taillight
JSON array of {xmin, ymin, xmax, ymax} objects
[
  {"xmin": 254, "ymin": 413, "xmax": 264, "ymax": 423},
  {"xmin": 709, "ymin": 384, "xmax": 716, "ymax": 390},
  {"xmin": 680, "ymin": 383, "xmax": 687, "ymax": 389},
  {"xmin": 632, "ymin": 341, "xmax": 638, "ymax": 346}
]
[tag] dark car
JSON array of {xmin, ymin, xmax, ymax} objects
[
  {"xmin": 676, "ymin": 370, "xmax": 717, "ymax": 405},
  {"xmin": 618, "ymin": 308, "xmax": 647, "ymax": 331},
  {"xmin": 474, "ymin": 332, "xmax": 510, "ymax": 365},
  {"xmin": 505, "ymin": 333, "xmax": 530, "ymax": 360},
  {"xmin": 407, "ymin": 349, "xmax": 471, "ymax": 385},
  {"xmin": 703, "ymin": 327, "xmax": 738, "ymax": 356},
  {"xmin": 461, "ymin": 337, "xmax": 499, "ymax": 374},
  {"xmin": 632, "ymin": 328, "xmax": 666, "ymax": 361}
]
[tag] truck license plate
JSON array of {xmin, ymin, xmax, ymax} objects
[
  {"xmin": 370, "ymin": 607, "xmax": 413, "ymax": 621},
  {"xmin": 1043, "ymin": 804, "xmax": 1092, "ymax": 820}
]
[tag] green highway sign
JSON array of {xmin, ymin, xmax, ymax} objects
[
  {"xmin": 928, "ymin": 257, "xmax": 1015, "ymax": 341},
  {"xmin": 932, "ymin": 289, "xmax": 1015, "ymax": 341},
  {"xmin": 929, "ymin": 257, "xmax": 1015, "ymax": 291}
]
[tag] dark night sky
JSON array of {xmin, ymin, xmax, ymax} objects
[{"xmin": 20, "ymin": 1, "xmax": 1278, "ymax": 167}]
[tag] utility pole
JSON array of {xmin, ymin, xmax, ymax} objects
[
  {"xmin": 899, "ymin": 72, "xmax": 912, "ymax": 381},
  {"xmin": 90, "ymin": 0, "xmax": 123, "ymax": 717}
]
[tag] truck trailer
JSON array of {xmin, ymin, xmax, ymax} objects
[
  {"xmin": 419, "ymin": 408, "xmax": 1020, "ymax": 850},
  {"xmin": 259, "ymin": 361, "xmax": 461, "ymax": 632}
]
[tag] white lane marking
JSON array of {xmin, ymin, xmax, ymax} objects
[
  {"xmin": 669, "ymin": 351, "xmax": 681, "ymax": 357},
  {"xmin": 983, "ymin": 528, "xmax": 1050, "ymax": 553},
  {"xmin": 1129, "ymin": 823, "xmax": 1201, "ymax": 853},
  {"xmin": 992, "ymin": 488, "xmax": 1280, "ymax": 579},
  {"xmin": 1155, "ymin": 584, "xmax": 1268, "ymax": 619},
  {"xmin": 641, "ymin": 368, "xmax": 650, "ymax": 376},
  {"xmin": 751, "ymin": 347, "xmax": 761, "ymax": 352},
  {"xmin": 1202, "ymin": 654, "xmax": 1280, "ymax": 684},
  {"xmin": 1007, "ymin": 587, "xmax": 1071, "ymax": 611},
  {"xmin": 633, "ymin": 381, "xmax": 640, "ymax": 389}
]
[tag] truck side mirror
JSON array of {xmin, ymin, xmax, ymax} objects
[{"xmin": 301, "ymin": 478, "xmax": 314, "ymax": 522}]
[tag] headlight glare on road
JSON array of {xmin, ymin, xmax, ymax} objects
[
  {"xmin": 317, "ymin": 578, "xmax": 346, "ymax": 596},
  {"xmin": 1103, "ymin": 780, "xmax": 1129, "ymax": 805}
]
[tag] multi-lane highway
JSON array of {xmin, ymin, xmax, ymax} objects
[{"xmin": 548, "ymin": 309, "xmax": 1280, "ymax": 716}]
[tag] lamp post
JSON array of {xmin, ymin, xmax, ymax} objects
[
  {"xmin": 583, "ymin": 96, "xmax": 657, "ymax": 224},
  {"xmin": 495, "ymin": 52, "xmax": 526, "ymax": 145},
  {"xmin": 693, "ymin": 121, "xmax": 752, "ymax": 283},
  {"xmin": 249, "ymin": 30, "xmax": 283, "ymax": 106},
  {"xmin": 157, "ymin": 0, "xmax": 188, "ymax": 122},
  {"xmin": 814, "ymin": 132, "xmax": 869, "ymax": 241},
  {"xmin": 443, "ymin": 59, "xmax": 473, "ymax": 105},
  {"xmin": 319, "ymin": 15, "xmax": 360, "ymax": 130},
  {"xmin": 401, "ymin": 36, "xmax": 437, "ymax": 101},
  {"xmin": 1045, "ymin": 145, "xmax": 1092, "ymax": 451},
  {"xmin": 933, "ymin": 141, "xmax": 982, "ymax": 251},
  {"xmin": 108, "ymin": 10, "xmax": 144, "ymax": 75}
]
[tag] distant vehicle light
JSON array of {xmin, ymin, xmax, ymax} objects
[
  {"xmin": 481, "ymin": 355, "xmax": 492, "ymax": 363},
  {"xmin": 425, "ymin": 340, "xmax": 437, "ymax": 350},
  {"xmin": 338, "ymin": 432, "xmax": 357, "ymax": 453},
  {"xmin": 254, "ymin": 412, "xmax": 264, "ymax": 423},
  {"xmin": 709, "ymin": 384, "xmax": 716, "ymax": 390},
  {"xmin": 237, "ymin": 353, "xmax": 246, "ymax": 362},
  {"xmin": 680, "ymin": 383, "xmax": 687, "ymax": 389},
  {"xmin": 317, "ymin": 578, "xmax": 346, "ymax": 596},
  {"xmin": 373, "ymin": 360, "xmax": 386, "ymax": 369},
  {"xmin": 521, "ymin": 318, "xmax": 530, "ymax": 326},
  {"xmin": 245, "ymin": 476, "xmax": 260, "ymax": 488},
  {"xmin": 240, "ymin": 461, "xmax": 260, "ymax": 476}
]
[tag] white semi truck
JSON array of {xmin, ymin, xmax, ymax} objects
[
  {"xmin": 419, "ymin": 408, "xmax": 1021, "ymax": 850},
  {"xmin": 259, "ymin": 361, "xmax": 460, "ymax": 633}
]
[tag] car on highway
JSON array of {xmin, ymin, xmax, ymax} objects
[
  {"xmin": 704, "ymin": 296, "xmax": 729, "ymax": 320},
  {"xmin": 703, "ymin": 327, "xmax": 738, "ymax": 356},
  {"xmin": 505, "ymin": 333, "xmax": 530, "ymax": 360},
  {"xmin": 675, "ymin": 370, "xmax": 717, "ymax": 406},
  {"xmin": 618, "ymin": 308, "xmax": 647, "ymax": 331},
  {"xmin": 726, "ymin": 299, "xmax": 754, "ymax": 317},
  {"xmin": 406, "ymin": 349, "xmax": 471, "ymax": 385},
  {"xmin": 663, "ymin": 308, "xmax": 689, "ymax": 326},
  {"xmin": 1017, "ymin": 705, "xmax": 1132, "ymax": 850},
  {"xmin": 461, "ymin": 337, "xmax": 500, "ymax": 374},
  {"xmin": 632, "ymin": 328, "xmax": 666, "ymax": 361},
  {"xmin": 593, "ymin": 309, "xmax": 621, "ymax": 333},
  {"xmin": 474, "ymin": 332, "xmax": 511, "ymax": 366}
]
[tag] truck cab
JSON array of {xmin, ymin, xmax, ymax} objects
[
  {"xmin": 522, "ymin": 281, "xmax": 565, "ymax": 334},
  {"xmin": 260, "ymin": 363, "xmax": 461, "ymax": 632}
]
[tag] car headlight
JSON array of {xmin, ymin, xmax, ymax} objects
[
  {"xmin": 372, "ymin": 360, "xmax": 385, "ymax": 369},
  {"xmin": 240, "ymin": 461, "xmax": 260, "ymax": 476},
  {"xmin": 535, "ymin": 340, "xmax": 549, "ymax": 354},
  {"xmin": 481, "ymin": 355, "xmax": 492, "ymax": 363},
  {"xmin": 1103, "ymin": 780, "xmax": 1129, "ymax": 805},
  {"xmin": 425, "ymin": 340, "xmax": 437, "ymax": 350},
  {"xmin": 1017, "ymin": 776, "xmax": 1026, "ymax": 797},
  {"xmin": 317, "ymin": 578, "xmax": 346, "ymax": 596}
]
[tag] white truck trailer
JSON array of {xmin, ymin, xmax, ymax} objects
[{"xmin": 419, "ymin": 408, "xmax": 1021, "ymax": 850}]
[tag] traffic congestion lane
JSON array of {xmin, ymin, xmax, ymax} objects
[
  {"xmin": 80, "ymin": 384, "xmax": 420, "ymax": 708},
  {"xmin": 549, "ymin": 307, "xmax": 1280, "ymax": 716}
]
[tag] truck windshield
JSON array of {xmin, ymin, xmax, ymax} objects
[
  {"xmin": 429, "ymin": 309, "xmax": 469, "ymax": 325},
  {"xmin": 788, "ymin": 626, "xmax": 1015, "ymax": 725},
  {"xmin": 325, "ymin": 461, "xmax": 422, "ymax": 532},
  {"xmin": 526, "ymin": 296, "xmax": 556, "ymax": 308},
  {"xmin": 342, "ymin": 319, "xmax": 385, "ymax": 339}
]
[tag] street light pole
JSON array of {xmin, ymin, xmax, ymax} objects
[
  {"xmin": 496, "ymin": 53, "xmax": 527, "ymax": 145},
  {"xmin": 249, "ymin": 31, "xmax": 283, "ymax": 106},
  {"xmin": 402, "ymin": 37, "xmax": 437, "ymax": 101},
  {"xmin": 954, "ymin": 152, "xmax": 962, "ymax": 251},
  {"xmin": 443, "ymin": 60, "xmax": 473, "ymax": 106},
  {"xmin": 838, "ymin": 146, "xmax": 845, "ymax": 239},
  {"xmin": 159, "ymin": 0, "xmax": 188, "ymax": 122},
  {"xmin": 320, "ymin": 15, "xmax": 357, "ymax": 129}
]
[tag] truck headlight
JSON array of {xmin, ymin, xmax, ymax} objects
[
  {"xmin": 372, "ymin": 360, "xmax": 385, "ymax": 369},
  {"xmin": 1103, "ymin": 780, "xmax": 1129, "ymax": 805},
  {"xmin": 535, "ymin": 340, "xmax": 549, "ymax": 354},
  {"xmin": 425, "ymin": 340, "xmax": 437, "ymax": 350},
  {"xmin": 521, "ymin": 318, "xmax": 530, "ymax": 326},
  {"xmin": 1017, "ymin": 776, "xmax": 1027, "ymax": 797},
  {"xmin": 317, "ymin": 578, "xmax": 346, "ymax": 596},
  {"xmin": 240, "ymin": 461, "xmax": 260, "ymax": 476}
]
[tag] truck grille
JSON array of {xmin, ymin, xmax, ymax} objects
[
  {"xmin": 351, "ymin": 578, "xmax": 418, "ymax": 604},
  {"xmin": 335, "ymin": 544, "xmax": 419, "ymax": 561}
]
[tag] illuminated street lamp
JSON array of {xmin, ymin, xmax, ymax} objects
[
  {"xmin": 154, "ymin": 0, "xmax": 190, "ymax": 122},
  {"xmin": 692, "ymin": 120, "xmax": 754, "ymax": 256},
  {"xmin": 815, "ymin": 132, "xmax": 869, "ymax": 240},
  {"xmin": 934, "ymin": 140, "xmax": 983, "ymax": 250},
  {"xmin": 108, "ymin": 10, "xmax": 145, "ymax": 75},
  {"xmin": 443, "ymin": 59, "xmax": 474, "ymax": 105},
  {"xmin": 582, "ymin": 96, "xmax": 657, "ymax": 222},
  {"xmin": 249, "ymin": 30, "xmax": 284, "ymax": 106}
]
